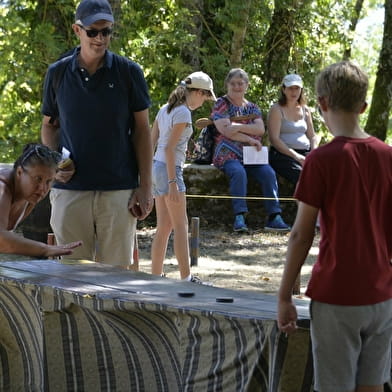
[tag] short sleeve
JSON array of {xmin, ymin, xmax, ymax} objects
[
  {"xmin": 294, "ymin": 151, "xmax": 325, "ymax": 209},
  {"xmin": 172, "ymin": 105, "xmax": 191, "ymax": 125},
  {"xmin": 41, "ymin": 64, "xmax": 58, "ymax": 118},
  {"xmin": 127, "ymin": 61, "xmax": 151, "ymax": 112},
  {"xmin": 211, "ymin": 97, "xmax": 230, "ymax": 121}
]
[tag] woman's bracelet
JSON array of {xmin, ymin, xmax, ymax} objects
[{"xmin": 168, "ymin": 179, "xmax": 177, "ymax": 184}]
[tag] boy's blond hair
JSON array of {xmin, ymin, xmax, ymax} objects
[{"xmin": 316, "ymin": 61, "xmax": 368, "ymax": 113}]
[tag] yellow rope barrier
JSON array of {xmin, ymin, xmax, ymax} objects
[{"xmin": 185, "ymin": 194, "xmax": 296, "ymax": 202}]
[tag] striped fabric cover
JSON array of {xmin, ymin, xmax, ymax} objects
[
  {"xmin": 42, "ymin": 287, "xmax": 314, "ymax": 391},
  {"xmin": 0, "ymin": 277, "xmax": 315, "ymax": 392},
  {"xmin": 0, "ymin": 281, "xmax": 44, "ymax": 391},
  {"xmin": 0, "ymin": 275, "xmax": 390, "ymax": 391}
]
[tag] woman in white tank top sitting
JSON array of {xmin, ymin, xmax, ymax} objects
[
  {"xmin": 0, "ymin": 143, "xmax": 82, "ymax": 258},
  {"xmin": 268, "ymin": 74, "xmax": 318, "ymax": 185}
]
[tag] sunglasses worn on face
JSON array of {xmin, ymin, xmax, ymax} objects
[{"xmin": 78, "ymin": 25, "xmax": 113, "ymax": 38}]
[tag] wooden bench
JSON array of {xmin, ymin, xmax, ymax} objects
[{"xmin": 142, "ymin": 163, "xmax": 297, "ymax": 228}]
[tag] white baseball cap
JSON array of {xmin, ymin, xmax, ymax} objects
[
  {"xmin": 282, "ymin": 74, "xmax": 303, "ymax": 88},
  {"xmin": 184, "ymin": 71, "xmax": 217, "ymax": 101}
]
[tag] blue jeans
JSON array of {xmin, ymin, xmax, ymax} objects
[{"xmin": 221, "ymin": 160, "xmax": 281, "ymax": 216}]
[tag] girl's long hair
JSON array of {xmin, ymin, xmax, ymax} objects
[
  {"xmin": 167, "ymin": 77, "xmax": 201, "ymax": 113},
  {"xmin": 167, "ymin": 85, "xmax": 187, "ymax": 114}
]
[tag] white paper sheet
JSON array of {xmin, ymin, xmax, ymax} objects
[
  {"xmin": 61, "ymin": 147, "xmax": 71, "ymax": 160},
  {"xmin": 243, "ymin": 146, "xmax": 269, "ymax": 165}
]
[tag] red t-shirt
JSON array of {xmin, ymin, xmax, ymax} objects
[{"xmin": 296, "ymin": 136, "xmax": 392, "ymax": 305}]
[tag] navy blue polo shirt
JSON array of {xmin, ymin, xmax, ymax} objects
[{"xmin": 42, "ymin": 49, "xmax": 151, "ymax": 190}]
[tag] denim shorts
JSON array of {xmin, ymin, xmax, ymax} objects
[
  {"xmin": 152, "ymin": 160, "xmax": 186, "ymax": 196},
  {"xmin": 310, "ymin": 298, "xmax": 392, "ymax": 391}
]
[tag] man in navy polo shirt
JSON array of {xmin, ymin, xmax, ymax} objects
[{"xmin": 41, "ymin": 0, "xmax": 153, "ymax": 268}]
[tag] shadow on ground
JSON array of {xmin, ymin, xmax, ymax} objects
[{"xmin": 137, "ymin": 226, "xmax": 319, "ymax": 294}]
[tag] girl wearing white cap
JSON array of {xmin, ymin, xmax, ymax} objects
[
  {"xmin": 151, "ymin": 72, "xmax": 215, "ymax": 283},
  {"xmin": 268, "ymin": 74, "xmax": 318, "ymax": 185}
]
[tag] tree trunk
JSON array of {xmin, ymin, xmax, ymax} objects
[
  {"xmin": 342, "ymin": 0, "xmax": 365, "ymax": 60},
  {"xmin": 262, "ymin": 0, "xmax": 307, "ymax": 87},
  {"xmin": 365, "ymin": 0, "xmax": 392, "ymax": 140},
  {"xmin": 179, "ymin": 0, "xmax": 203, "ymax": 69},
  {"xmin": 229, "ymin": 0, "xmax": 252, "ymax": 68}
]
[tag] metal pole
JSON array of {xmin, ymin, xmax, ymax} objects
[{"xmin": 190, "ymin": 217, "xmax": 200, "ymax": 266}]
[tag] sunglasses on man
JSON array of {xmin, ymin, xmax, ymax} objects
[{"xmin": 77, "ymin": 25, "xmax": 113, "ymax": 38}]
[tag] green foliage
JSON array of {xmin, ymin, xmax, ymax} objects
[
  {"xmin": 0, "ymin": 0, "xmax": 78, "ymax": 161},
  {"xmin": 113, "ymin": 0, "xmax": 201, "ymax": 117},
  {"xmin": 0, "ymin": 0, "xmax": 388, "ymax": 162}
]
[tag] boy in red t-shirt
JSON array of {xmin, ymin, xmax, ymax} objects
[{"xmin": 277, "ymin": 61, "xmax": 392, "ymax": 392}]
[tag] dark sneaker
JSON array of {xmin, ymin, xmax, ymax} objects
[
  {"xmin": 233, "ymin": 214, "xmax": 248, "ymax": 232},
  {"xmin": 265, "ymin": 215, "xmax": 291, "ymax": 232}
]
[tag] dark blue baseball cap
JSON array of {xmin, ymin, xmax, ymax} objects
[{"xmin": 75, "ymin": 0, "xmax": 114, "ymax": 26}]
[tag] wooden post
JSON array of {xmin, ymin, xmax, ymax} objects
[
  {"xmin": 190, "ymin": 217, "xmax": 200, "ymax": 266},
  {"xmin": 47, "ymin": 233, "xmax": 56, "ymax": 260},
  {"xmin": 47, "ymin": 233, "xmax": 56, "ymax": 246},
  {"xmin": 130, "ymin": 233, "xmax": 139, "ymax": 271}
]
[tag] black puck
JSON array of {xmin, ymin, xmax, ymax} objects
[
  {"xmin": 178, "ymin": 291, "xmax": 195, "ymax": 297},
  {"xmin": 216, "ymin": 297, "xmax": 234, "ymax": 303}
]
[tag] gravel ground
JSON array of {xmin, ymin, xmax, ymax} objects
[
  {"xmin": 0, "ymin": 227, "xmax": 320, "ymax": 297},
  {"xmin": 136, "ymin": 226, "xmax": 320, "ymax": 296}
]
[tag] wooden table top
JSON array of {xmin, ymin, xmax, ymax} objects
[{"xmin": 0, "ymin": 259, "xmax": 310, "ymax": 324}]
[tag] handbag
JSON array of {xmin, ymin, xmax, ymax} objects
[{"xmin": 192, "ymin": 124, "xmax": 218, "ymax": 165}]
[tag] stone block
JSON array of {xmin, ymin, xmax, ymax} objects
[
  {"xmin": 3, "ymin": 161, "xmax": 297, "ymax": 237},
  {"xmin": 181, "ymin": 163, "xmax": 297, "ymax": 230}
]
